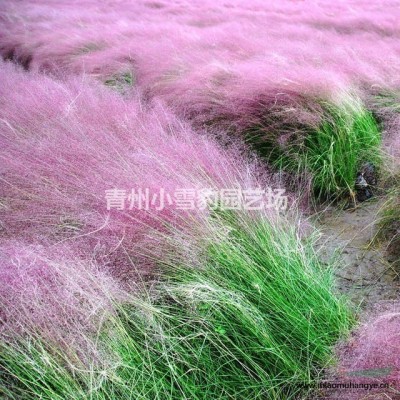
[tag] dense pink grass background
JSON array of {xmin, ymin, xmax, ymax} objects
[
  {"xmin": 2, "ymin": 0, "xmax": 400, "ymax": 89},
  {"xmin": 1, "ymin": 0, "xmax": 400, "ymax": 393},
  {"xmin": 1, "ymin": 0, "xmax": 400, "ymax": 153}
]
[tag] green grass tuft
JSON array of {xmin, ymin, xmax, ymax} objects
[
  {"xmin": 246, "ymin": 94, "xmax": 381, "ymax": 201},
  {"xmin": 0, "ymin": 210, "xmax": 354, "ymax": 399}
]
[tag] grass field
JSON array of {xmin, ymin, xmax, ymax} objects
[{"xmin": 0, "ymin": 1, "xmax": 399, "ymax": 399}]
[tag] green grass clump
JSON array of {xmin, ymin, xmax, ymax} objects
[
  {"xmin": 247, "ymin": 94, "xmax": 381, "ymax": 201},
  {"xmin": 151, "ymin": 210, "xmax": 354, "ymax": 398},
  {"xmin": 0, "ymin": 211, "xmax": 353, "ymax": 400},
  {"xmin": 299, "ymin": 99, "xmax": 380, "ymax": 200}
]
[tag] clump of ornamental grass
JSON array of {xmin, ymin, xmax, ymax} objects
[
  {"xmin": 246, "ymin": 93, "xmax": 381, "ymax": 202},
  {"xmin": 370, "ymin": 89, "xmax": 400, "ymax": 119},
  {"xmin": 149, "ymin": 208, "xmax": 354, "ymax": 398},
  {"xmin": 0, "ymin": 243, "xmax": 124, "ymax": 364},
  {"xmin": 0, "ymin": 209, "xmax": 354, "ymax": 400}
]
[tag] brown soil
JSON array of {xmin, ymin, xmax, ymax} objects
[{"xmin": 314, "ymin": 199, "xmax": 400, "ymax": 309}]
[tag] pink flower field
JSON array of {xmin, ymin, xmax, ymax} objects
[{"xmin": 0, "ymin": 1, "xmax": 399, "ymax": 399}]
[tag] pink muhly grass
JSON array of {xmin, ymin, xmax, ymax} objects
[
  {"xmin": 1, "ymin": 0, "xmax": 400, "ymax": 108},
  {"xmin": 0, "ymin": 240, "xmax": 123, "ymax": 364},
  {"xmin": 324, "ymin": 301, "xmax": 400, "ymax": 399},
  {"xmin": 0, "ymin": 61, "xmax": 268, "ymax": 281}
]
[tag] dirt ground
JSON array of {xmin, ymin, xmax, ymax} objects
[{"xmin": 314, "ymin": 199, "xmax": 399, "ymax": 310}]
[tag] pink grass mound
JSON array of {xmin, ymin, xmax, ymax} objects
[
  {"xmin": 0, "ymin": 61, "xmax": 269, "ymax": 282},
  {"xmin": 322, "ymin": 301, "xmax": 400, "ymax": 400},
  {"xmin": 0, "ymin": 241, "xmax": 123, "ymax": 363},
  {"xmin": 1, "ymin": 0, "xmax": 400, "ymax": 124}
]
